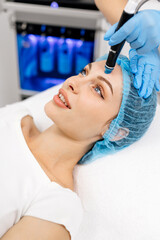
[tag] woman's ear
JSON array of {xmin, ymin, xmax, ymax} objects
[{"xmin": 110, "ymin": 127, "xmax": 129, "ymax": 142}]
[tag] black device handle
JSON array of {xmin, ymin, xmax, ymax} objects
[{"xmin": 106, "ymin": 11, "xmax": 134, "ymax": 69}]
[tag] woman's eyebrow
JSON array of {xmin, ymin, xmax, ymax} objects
[
  {"xmin": 88, "ymin": 63, "xmax": 113, "ymax": 95},
  {"xmin": 97, "ymin": 76, "xmax": 113, "ymax": 95},
  {"xmin": 88, "ymin": 63, "xmax": 92, "ymax": 71}
]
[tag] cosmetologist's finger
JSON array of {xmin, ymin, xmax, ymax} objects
[
  {"xmin": 104, "ymin": 23, "xmax": 118, "ymax": 41},
  {"xmin": 139, "ymin": 64, "xmax": 152, "ymax": 97},
  {"xmin": 134, "ymin": 64, "xmax": 144, "ymax": 89},
  {"xmin": 143, "ymin": 69, "xmax": 155, "ymax": 98},
  {"xmin": 129, "ymin": 49, "xmax": 138, "ymax": 74}
]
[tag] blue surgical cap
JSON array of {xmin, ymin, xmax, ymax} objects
[{"xmin": 77, "ymin": 54, "xmax": 157, "ymax": 165}]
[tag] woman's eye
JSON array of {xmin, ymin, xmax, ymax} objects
[
  {"xmin": 80, "ymin": 68, "xmax": 86, "ymax": 76},
  {"xmin": 80, "ymin": 68, "xmax": 104, "ymax": 99},
  {"xmin": 95, "ymin": 85, "xmax": 104, "ymax": 99}
]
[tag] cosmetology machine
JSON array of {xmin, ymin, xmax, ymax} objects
[{"xmin": 0, "ymin": 0, "xmax": 110, "ymax": 106}]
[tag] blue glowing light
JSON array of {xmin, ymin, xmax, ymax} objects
[
  {"xmin": 17, "ymin": 32, "xmax": 94, "ymax": 92},
  {"xmin": 66, "ymin": 38, "xmax": 73, "ymax": 45},
  {"xmin": 28, "ymin": 34, "xmax": 37, "ymax": 44},
  {"xmin": 47, "ymin": 36, "xmax": 54, "ymax": 43},
  {"xmin": 77, "ymin": 40, "xmax": 83, "ymax": 47},
  {"xmin": 40, "ymin": 35, "xmax": 46, "ymax": 42},
  {"xmin": 41, "ymin": 25, "xmax": 46, "ymax": 32},
  {"xmin": 50, "ymin": 1, "xmax": 59, "ymax": 8},
  {"xmin": 80, "ymin": 29, "xmax": 85, "ymax": 36},
  {"xmin": 60, "ymin": 27, "xmax": 66, "ymax": 34}
]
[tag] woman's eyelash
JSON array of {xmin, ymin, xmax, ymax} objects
[
  {"xmin": 79, "ymin": 68, "xmax": 104, "ymax": 99},
  {"xmin": 80, "ymin": 68, "xmax": 87, "ymax": 76},
  {"xmin": 95, "ymin": 85, "xmax": 104, "ymax": 99}
]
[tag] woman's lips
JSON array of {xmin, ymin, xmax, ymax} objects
[
  {"xmin": 53, "ymin": 95, "xmax": 69, "ymax": 109},
  {"xmin": 59, "ymin": 88, "xmax": 71, "ymax": 109}
]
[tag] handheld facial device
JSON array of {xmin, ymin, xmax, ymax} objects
[{"xmin": 105, "ymin": 0, "xmax": 139, "ymax": 74}]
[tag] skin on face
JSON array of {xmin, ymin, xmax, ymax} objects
[{"xmin": 44, "ymin": 60, "xmax": 123, "ymax": 145}]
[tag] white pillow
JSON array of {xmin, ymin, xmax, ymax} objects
[{"xmin": 7, "ymin": 84, "xmax": 160, "ymax": 240}]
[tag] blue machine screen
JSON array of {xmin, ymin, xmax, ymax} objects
[{"xmin": 17, "ymin": 34, "xmax": 94, "ymax": 92}]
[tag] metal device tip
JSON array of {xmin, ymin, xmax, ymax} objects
[{"xmin": 105, "ymin": 66, "xmax": 113, "ymax": 74}]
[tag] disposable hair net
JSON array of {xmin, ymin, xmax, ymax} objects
[{"xmin": 77, "ymin": 54, "xmax": 157, "ymax": 165}]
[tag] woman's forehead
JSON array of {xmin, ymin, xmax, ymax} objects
[{"xmin": 90, "ymin": 60, "xmax": 123, "ymax": 82}]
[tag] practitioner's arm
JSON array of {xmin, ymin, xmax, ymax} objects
[
  {"xmin": 94, "ymin": 0, "xmax": 127, "ymax": 24},
  {"xmin": 1, "ymin": 216, "xmax": 71, "ymax": 240}
]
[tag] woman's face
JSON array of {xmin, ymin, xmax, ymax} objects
[{"xmin": 44, "ymin": 60, "xmax": 123, "ymax": 143}]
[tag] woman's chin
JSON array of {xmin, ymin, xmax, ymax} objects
[{"xmin": 44, "ymin": 100, "xmax": 55, "ymax": 118}]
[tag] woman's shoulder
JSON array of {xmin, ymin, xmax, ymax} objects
[{"xmin": 21, "ymin": 115, "xmax": 41, "ymax": 138}]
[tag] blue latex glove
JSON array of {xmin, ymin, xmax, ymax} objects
[
  {"xmin": 104, "ymin": 10, "xmax": 160, "ymax": 54},
  {"xmin": 129, "ymin": 48, "xmax": 160, "ymax": 98}
]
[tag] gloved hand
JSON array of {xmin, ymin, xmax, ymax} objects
[
  {"xmin": 104, "ymin": 10, "xmax": 160, "ymax": 54},
  {"xmin": 129, "ymin": 47, "xmax": 160, "ymax": 98}
]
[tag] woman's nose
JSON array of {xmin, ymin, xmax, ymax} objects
[{"xmin": 67, "ymin": 76, "xmax": 81, "ymax": 94}]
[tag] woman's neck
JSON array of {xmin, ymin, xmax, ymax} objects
[{"xmin": 28, "ymin": 122, "xmax": 94, "ymax": 179}]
